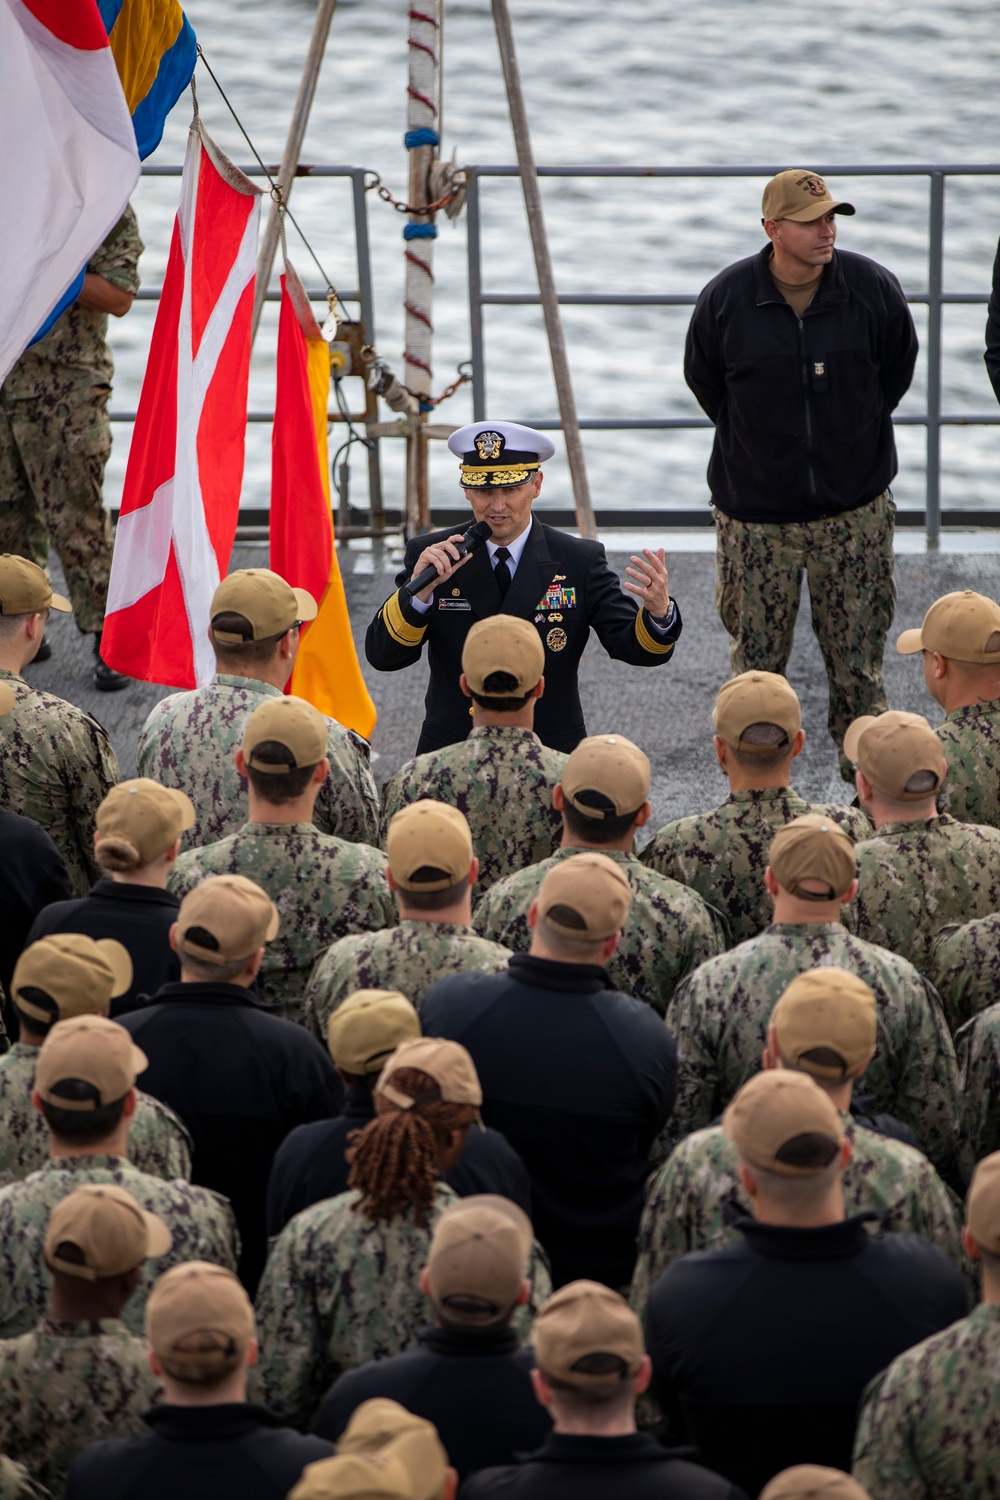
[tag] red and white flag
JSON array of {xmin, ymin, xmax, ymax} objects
[{"xmin": 102, "ymin": 110, "xmax": 261, "ymax": 688}]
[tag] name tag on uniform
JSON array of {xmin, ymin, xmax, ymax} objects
[{"xmin": 438, "ymin": 597, "xmax": 472, "ymax": 610}]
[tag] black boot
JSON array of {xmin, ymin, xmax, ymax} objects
[{"xmin": 93, "ymin": 632, "xmax": 130, "ymax": 692}]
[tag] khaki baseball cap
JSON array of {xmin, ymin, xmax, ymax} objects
[
  {"xmin": 96, "ymin": 779, "xmax": 195, "ymax": 865},
  {"xmin": 210, "ymin": 568, "xmax": 317, "ymax": 643},
  {"xmin": 966, "ymin": 1151, "xmax": 1000, "ymax": 1254},
  {"xmin": 327, "ymin": 990, "xmax": 421, "ymax": 1076},
  {"xmin": 462, "ymin": 615, "xmax": 544, "ymax": 697},
  {"xmin": 768, "ymin": 814, "xmax": 856, "ymax": 901},
  {"xmin": 146, "ymin": 1261, "xmax": 255, "ymax": 1372},
  {"xmin": 532, "ymin": 1280, "xmax": 644, "ymax": 1385},
  {"xmin": 12, "ymin": 934, "xmax": 133, "ymax": 1025},
  {"xmin": 536, "ymin": 852, "xmax": 631, "ymax": 941},
  {"xmin": 336, "ymin": 1398, "xmax": 436, "ymax": 1457},
  {"xmin": 896, "ymin": 590, "xmax": 1000, "ymax": 665},
  {"xmin": 45, "ymin": 1184, "xmax": 171, "ymax": 1281},
  {"xmin": 242, "ymin": 695, "xmax": 328, "ymax": 773},
  {"xmin": 386, "ymin": 801, "xmax": 473, "ymax": 893},
  {"xmin": 713, "ymin": 671, "xmax": 802, "ymax": 750},
  {"xmin": 760, "ymin": 1468, "xmax": 871, "ymax": 1500},
  {"xmin": 375, "ymin": 1037, "xmax": 483, "ymax": 1121},
  {"xmin": 291, "ymin": 1428, "xmax": 448, "ymax": 1500},
  {"xmin": 723, "ymin": 1070, "xmax": 845, "ymax": 1177},
  {"xmin": 843, "ymin": 711, "xmax": 944, "ymax": 800},
  {"xmin": 561, "ymin": 734, "xmax": 650, "ymax": 820},
  {"xmin": 426, "ymin": 1198, "xmax": 531, "ymax": 1323},
  {"xmin": 174, "ymin": 875, "xmax": 279, "ymax": 966},
  {"xmin": 761, "ymin": 169, "xmax": 855, "ymax": 223},
  {"xmin": 36, "ymin": 1014, "xmax": 147, "ymax": 1110},
  {"xmin": 0, "ymin": 555, "xmax": 71, "ymax": 615},
  {"xmin": 772, "ymin": 968, "xmax": 877, "ymax": 1079}
]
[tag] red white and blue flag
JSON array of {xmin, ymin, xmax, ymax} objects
[
  {"xmin": 0, "ymin": 0, "xmax": 140, "ymax": 383},
  {"xmin": 101, "ymin": 113, "xmax": 262, "ymax": 689}
]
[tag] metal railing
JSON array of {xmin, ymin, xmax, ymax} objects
[{"xmin": 118, "ymin": 160, "xmax": 1000, "ymax": 544}]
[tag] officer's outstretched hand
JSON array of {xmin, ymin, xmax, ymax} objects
[
  {"xmin": 624, "ymin": 546, "xmax": 671, "ymax": 620},
  {"xmin": 411, "ymin": 534, "xmax": 475, "ymax": 604}
]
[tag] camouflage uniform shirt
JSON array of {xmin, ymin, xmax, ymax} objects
[
  {"xmin": 852, "ymin": 1301, "xmax": 1000, "ymax": 1498},
  {"xmin": 304, "ymin": 920, "xmax": 511, "ymax": 1040},
  {"xmin": 928, "ymin": 914, "xmax": 1000, "ymax": 1035},
  {"xmin": 955, "ymin": 1002, "xmax": 1000, "ymax": 1178},
  {"xmin": 379, "ymin": 726, "xmax": 568, "ymax": 891},
  {"xmin": 0, "ymin": 1317, "xmax": 159, "ymax": 1496},
  {"xmin": 639, "ymin": 785, "xmax": 871, "ymax": 947},
  {"xmin": 852, "ymin": 814, "xmax": 1000, "ymax": 974},
  {"xmin": 169, "ymin": 824, "xmax": 394, "ymax": 1028},
  {"xmin": 0, "ymin": 1155, "xmax": 238, "ymax": 1339},
  {"xmin": 137, "ymin": 675, "xmax": 379, "ymax": 849},
  {"xmin": 253, "ymin": 1182, "xmax": 552, "ymax": 1430},
  {"xmin": 630, "ymin": 1112, "xmax": 966, "ymax": 1313},
  {"xmin": 664, "ymin": 922, "xmax": 961, "ymax": 1184},
  {"xmin": 473, "ymin": 846, "xmax": 727, "ymax": 1014},
  {"xmin": 0, "ymin": 671, "xmax": 118, "ymax": 896},
  {"xmin": 0, "ymin": 1044, "xmax": 191, "ymax": 1187},
  {"xmin": 936, "ymin": 697, "xmax": 1000, "ymax": 830}
]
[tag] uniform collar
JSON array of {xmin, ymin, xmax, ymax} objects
[
  {"xmin": 946, "ymin": 698, "xmax": 1000, "ymax": 722},
  {"xmin": 521, "ymin": 1432, "xmax": 677, "ymax": 1466},
  {"xmin": 212, "ymin": 674, "xmax": 282, "ymax": 697},
  {"xmin": 734, "ymin": 1211, "xmax": 878, "ymax": 1260},
  {"xmin": 142, "ymin": 1404, "xmax": 285, "ymax": 1441},
  {"xmin": 875, "ymin": 815, "xmax": 954, "ymax": 838},
  {"xmin": 725, "ymin": 786, "xmax": 797, "ymax": 805},
  {"xmin": 239, "ymin": 821, "xmax": 317, "ymax": 837},
  {"xmin": 486, "ymin": 526, "xmax": 532, "ymax": 571},
  {"xmin": 37, "ymin": 1316, "xmax": 133, "ymax": 1339},
  {"xmin": 468, "ymin": 725, "xmax": 541, "ymax": 745},
  {"xmin": 398, "ymin": 919, "xmax": 479, "ymax": 937},
  {"xmin": 766, "ymin": 922, "xmax": 846, "ymax": 938}
]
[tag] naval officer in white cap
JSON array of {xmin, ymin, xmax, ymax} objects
[{"xmin": 365, "ymin": 421, "xmax": 682, "ymax": 755}]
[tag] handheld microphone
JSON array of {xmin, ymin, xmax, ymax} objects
[{"xmin": 404, "ymin": 519, "xmax": 493, "ymax": 598}]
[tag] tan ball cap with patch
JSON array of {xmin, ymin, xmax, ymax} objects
[
  {"xmin": 843, "ymin": 710, "xmax": 944, "ymax": 800},
  {"xmin": 210, "ymin": 568, "xmax": 317, "ymax": 643},
  {"xmin": 561, "ymin": 734, "xmax": 650, "ymax": 820},
  {"xmin": 97, "ymin": 779, "xmax": 195, "ymax": 865},
  {"xmin": 761, "ymin": 169, "xmax": 855, "ymax": 222},
  {"xmin": 896, "ymin": 589, "xmax": 1000, "ymax": 665},
  {"xmin": 772, "ymin": 968, "xmax": 877, "ymax": 1080},
  {"xmin": 426, "ymin": 1199, "xmax": 530, "ymax": 1323},
  {"xmin": 966, "ymin": 1151, "xmax": 1000, "ymax": 1255},
  {"xmin": 175, "ymin": 874, "xmax": 279, "ymax": 966},
  {"xmin": 146, "ymin": 1261, "xmax": 255, "ymax": 1365},
  {"xmin": 713, "ymin": 671, "xmax": 802, "ymax": 750},
  {"xmin": 462, "ymin": 615, "xmax": 544, "ymax": 696},
  {"xmin": 45, "ymin": 1183, "xmax": 171, "ymax": 1280},
  {"xmin": 387, "ymin": 801, "xmax": 473, "ymax": 893},
  {"xmin": 537, "ymin": 851, "xmax": 631, "ymax": 941},
  {"xmin": 0, "ymin": 554, "xmax": 71, "ymax": 615},
  {"xmin": 326, "ymin": 990, "xmax": 421, "ymax": 1076},
  {"xmin": 768, "ymin": 814, "xmax": 856, "ymax": 901},
  {"xmin": 13, "ymin": 934, "xmax": 133, "ymax": 1026},
  {"xmin": 760, "ymin": 1467, "xmax": 871, "ymax": 1500},
  {"xmin": 242, "ymin": 695, "xmax": 328, "ymax": 773},
  {"xmin": 36, "ymin": 1014, "xmax": 148, "ymax": 1108},
  {"xmin": 532, "ymin": 1279, "xmax": 644, "ymax": 1385},
  {"xmin": 723, "ymin": 1070, "xmax": 845, "ymax": 1178}
]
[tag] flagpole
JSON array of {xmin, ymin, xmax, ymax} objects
[{"xmin": 251, "ymin": 0, "xmax": 338, "ymax": 343}]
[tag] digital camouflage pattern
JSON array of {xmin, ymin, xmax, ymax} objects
[
  {"xmin": 379, "ymin": 726, "xmax": 568, "ymax": 891},
  {"xmin": 253, "ymin": 1182, "xmax": 552, "ymax": 1430},
  {"xmin": 927, "ymin": 914, "xmax": 1000, "ymax": 1035},
  {"xmin": 852, "ymin": 815, "xmax": 1000, "ymax": 974},
  {"xmin": 0, "ymin": 670, "xmax": 118, "ymax": 896},
  {"xmin": 936, "ymin": 698, "xmax": 1000, "ymax": 830},
  {"xmin": 663, "ymin": 923, "xmax": 961, "ymax": 1185},
  {"xmin": 955, "ymin": 1004, "xmax": 1000, "ymax": 1179},
  {"xmin": 304, "ymin": 920, "xmax": 511, "ymax": 1040},
  {"xmin": 0, "ymin": 1155, "xmax": 238, "ymax": 1339},
  {"xmin": 852, "ymin": 1302, "xmax": 1000, "ymax": 1498},
  {"xmin": 137, "ymin": 675, "xmax": 380, "ymax": 850},
  {"xmin": 629, "ymin": 1113, "xmax": 967, "ymax": 1313},
  {"xmin": 0, "ymin": 208, "xmax": 143, "ymax": 633},
  {"xmin": 0, "ymin": 1317, "xmax": 159, "ymax": 1496},
  {"xmin": 0, "ymin": 1044, "xmax": 192, "ymax": 1187},
  {"xmin": 169, "ymin": 824, "xmax": 394, "ymax": 1028},
  {"xmin": 714, "ymin": 493, "xmax": 896, "ymax": 777},
  {"xmin": 473, "ymin": 845, "xmax": 727, "ymax": 1014},
  {"xmin": 639, "ymin": 785, "xmax": 871, "ymax": 946}
]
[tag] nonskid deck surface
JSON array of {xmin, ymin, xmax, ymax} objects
[{"xmin": 34, "ymin": 543, "xmax": 1000, "ymax": 833}]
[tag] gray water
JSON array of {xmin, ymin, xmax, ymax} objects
[{"xmin": 106, "ymin": 0, "xmax": 1000, "ymax": 525}]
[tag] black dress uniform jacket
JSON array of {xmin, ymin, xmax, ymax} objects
[
  {"xmin": 460, "ymin": 1432, "xmax": 748, "ymax": 1500},
  {"xmin": 643, "ymin": 1213, "xmax": 968, "ymax": 1498},
  {"xmin": 365, "ymin": 517, "xmax": 682, "ymax": 754},
  {"xmin": 311, "ymin": 1325, "xmax": 552, "ymax": 1478},
  {"xmin": 63, "ymin": 1403, "xmax": 333, "ymax": 1500},
  {"xmin": 122, "ymin": 982, "xmax": 341, "ymax": 1295},
  {"xmin": 265, "ymin": 1083, "xmax": 532, "ymax": 1237},
  {"xmin": 0, "ymin": 808, "xmax": 72, "ymax": 1030},
  {"xmin": 421, "ymin": 953, "xmax": 676, "ymax": 1288}
]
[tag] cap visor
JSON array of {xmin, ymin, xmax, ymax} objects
[
  {"xmin": 130, "ymin": 1041, "xmax": 149, "ymax": 1077},
  {"xmin": 842, "ymin": 716, "xmax": 878, "ymax": 764},
  {"xmin": 895, "ymin": 627, "xmax": 924, "ymax": 655},
  {"xmin": 786, "ymin": 199, "xmax": 855, "ymax": 221},
  {"xmin": 293, "ymin": 587, "xmax": 319, "ymax": 623},
  {"xmin": 97, "ymin": 939, "xmax": 134, "ymax": 999},
  {"xmin": 47, "ymin": 593, "xmax": 72, "ymax": 613},
  {"xmin": 141, "ymin": 1210, "xmax": 173, "ymax": 1258}
]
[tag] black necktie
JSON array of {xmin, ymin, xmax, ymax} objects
[{"xmin": 493, "ymin": 547, "xmax": 512, "ymax": 600}]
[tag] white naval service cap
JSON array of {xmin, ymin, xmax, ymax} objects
[{"xmin": 448, "ymin": 422, "xmax": 555, "ymax": 488}]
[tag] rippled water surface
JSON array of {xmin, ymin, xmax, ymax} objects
[{"xmin": 108, "ymin": 0, "xmax": 1000, "ymax": 522}]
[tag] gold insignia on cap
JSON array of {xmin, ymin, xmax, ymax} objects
[{"xmin": 475, "ymin": 431, "xmax": 504, "ymax": 461}]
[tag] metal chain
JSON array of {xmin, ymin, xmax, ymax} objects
[
  {"xmin": 421, "ymin": 360, "xmax": 472, "ymax": 408},
  {"xmin": 363, "ymin": 170, "xmax": 458, "ymax": 217}
]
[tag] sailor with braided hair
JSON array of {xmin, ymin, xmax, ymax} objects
[{"xmin": 253, "ymin": 1038, "xmax": 552, "ymax": 1430}]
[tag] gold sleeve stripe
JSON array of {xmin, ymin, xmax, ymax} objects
[
  {"xmin": 635, "ymin": 610, "xmax": 675, "ymax": 656},
  {"xmin": 382, "ymin": 590, "xmax": 428, "ymax": 648}
]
